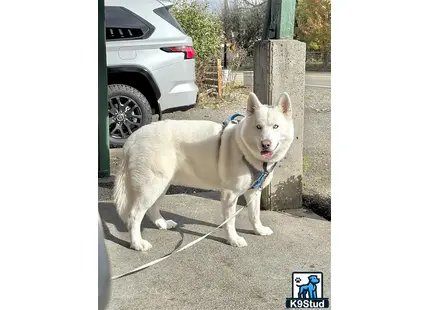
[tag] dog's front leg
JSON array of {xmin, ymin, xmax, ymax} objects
[
  {"xmin": 310, "ymin": 290, "xmax": 316, "ymax": 299},
  {"xmin": 244, "ymin": 189, "xmax": 273, "ymax": 236},
  {"xmin": 221, "ymin": 190, "xmax": 247, "ymax": 247}
]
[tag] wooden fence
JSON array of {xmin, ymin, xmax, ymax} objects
[{"xmin": 202, "ymin": 59, "xmax": 223, "ymax": 98}]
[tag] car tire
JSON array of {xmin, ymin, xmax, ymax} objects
[{"xmin": 108, "ymin": 84, "xmax": 152, "ymax": 147}]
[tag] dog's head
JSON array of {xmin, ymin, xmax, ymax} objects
[
  {"xmin": 240, "ymin": 92, "xmax": 294, "ymax": 162},
  {"xmin": 308, "ymin": 275, "xmax": 320, "ymax": 284}
]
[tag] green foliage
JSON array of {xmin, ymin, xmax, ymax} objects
[
  {"xmin": 171, "ymin": 0, "xmax": 223, "ymax": 62},
  {"xmin": 296, "ymin": 0, "xmax": 331, "ymax": 52}
]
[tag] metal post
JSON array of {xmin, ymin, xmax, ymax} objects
[
  {"xmin": 223, "ymin": 42, "xmax": 228, "ymax": 69},
  {"xmin": 279, "ymin": 0, "xmax": 296, "ymax": 39},
  {"xmin": 98, "ymin": 0, "xmax": 110, "ymax": 178},
  {"xmin": 262, "ymin": 0, "xmax": 296, "ymax": 40}
]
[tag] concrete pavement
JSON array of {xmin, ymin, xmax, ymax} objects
[{"xmin": 99, "ymin": 190, "xmax": 331, "ymax": 310}]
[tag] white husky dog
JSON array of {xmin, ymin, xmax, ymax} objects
[{"xmin": 114, "ymin": 92, "xmax": 294, "ymax": 251}]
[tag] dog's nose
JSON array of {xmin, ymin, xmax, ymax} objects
[{"xmin": 261, "ymin": 140, "xmax": 272, "ymax": 149}]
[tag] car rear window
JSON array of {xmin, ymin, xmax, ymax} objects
[
  {"xmin": 105, "ymin": 6, "xmax": 155, "ymax": 41},
  {"xmin": 153, "ymin": 6, "xmax": 185, "ymax": 34}
]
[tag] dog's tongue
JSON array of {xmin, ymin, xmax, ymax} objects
[{"xmin": 261, "ymin": 151, "xmax": 273, "ymax": 159}]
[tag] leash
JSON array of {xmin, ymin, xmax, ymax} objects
[{"xmin": 111, "ymin": 191, "xmax": 259, "ymax": 280}]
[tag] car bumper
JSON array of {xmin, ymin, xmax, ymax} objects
[
  {"xmin": 161, "ymin": 92, "xmax": 198, "ymax": 114},
  {"xmin": 158, "ymin": 81, "xmax": 198, "ymax": 111}
]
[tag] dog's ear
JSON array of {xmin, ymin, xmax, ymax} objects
[
  {"xmin": 247, "ymin": 92, "xmax": 262, "ymax": 115},
  {"xmin": 277, "ymin": 92, "xmax": 293, "ymax": 118}
]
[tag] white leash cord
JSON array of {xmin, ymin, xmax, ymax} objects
[{"xmin": 111, "ymin": 192, "xmax": 258, "ymax": 280}]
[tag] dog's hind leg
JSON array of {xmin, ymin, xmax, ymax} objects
[
  {"xmin": 297, "ymin": 286, "xmax": 304, "ymax": 298},
  {"xmin": 128, "ymin": 177, "xmax": 171, "ymax": 251},
  {"xmin": 147, "ymin": 186, "xmax": 177, "ymax": 230},
  {"xmin": 244, "ymin": 189, "xmax": 273, "ymax": 236},
  {"xmin": 299, "ymin": 287, "xmax": 308, "ymax": 299}
]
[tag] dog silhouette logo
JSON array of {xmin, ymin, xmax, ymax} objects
[
  {"xmin": 286, "ymin": 272, "xmax": 329, "ymax": 308},
  {"xmin": 296, "ymin": 274, "xmax": 320, "ymax": 298}
]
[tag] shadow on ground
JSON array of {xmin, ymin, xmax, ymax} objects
[
  {"xmin": 99, "ymin": 181, "xmax": 248, "ymax": 205},
  {"xmin": 98, "ymin": 183, "xmax": 334, "ymax": 252},
  {"xmin": 302, "ymin": 194, "xmax": 331, "ymax": 221},
  {"xmin": 98, "ymin": 200, "xmax": 255, "ymax": 250}
]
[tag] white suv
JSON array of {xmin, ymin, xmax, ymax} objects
[{"xmin": 105, "ymin": 0, "xmax": 198, "ymax": 146}]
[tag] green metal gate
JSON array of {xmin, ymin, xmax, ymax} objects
[{"xmin": 98, "ymin": 0, "xmax": 110, "ymax": 178}]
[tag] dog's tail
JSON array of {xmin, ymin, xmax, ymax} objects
[{"xmin": 113, "ymin": 156, "xmax": 132, "ymax": 223}]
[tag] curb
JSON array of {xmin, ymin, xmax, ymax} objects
[{"xmin": 98, "ymin": 176, "xmax": 115, "ymax": 185}]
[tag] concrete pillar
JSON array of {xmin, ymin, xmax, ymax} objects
[{"xmin": 254, "ymin": 39, "xmax": 306, "ymax": 210}]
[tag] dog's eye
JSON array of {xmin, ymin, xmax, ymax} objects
[
  {"xmin": 273, "ymin": 124, "xmax": 279, "ymax": 129},
  {"xmin": 256, "ymin": 125, "xmax": 262, "ymax": 130}
]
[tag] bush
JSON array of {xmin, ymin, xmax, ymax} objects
[{"xmin": 171, "ymin": 0, "xmax": 223, "ymax": 88}]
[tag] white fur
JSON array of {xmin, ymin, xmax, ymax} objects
[{"xmin": 114, "ymin": 92, "xmax": 294, "ymax": 251}]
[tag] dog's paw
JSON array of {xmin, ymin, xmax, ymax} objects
[
  {"xmin": 165, "ymin": 220, "xmax": 178, "ymax": 230},
  {"xmin": 130, "ymin": 239, "xmax": 153, "ymax": 251},
  {"xmin": 155, "ymin": 219, "xmax": 178, "ymax": 230},
  {"xmin": 227, "ymin": 235, "xmax": 248, "ymax": 247},
  {"xmin": 254, "ymin": 226, "xmax": 273, "ymax": 236}
]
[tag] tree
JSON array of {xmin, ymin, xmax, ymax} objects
[
  {"xmin": 295, "ymin": 0, "xmax": 331, "ymax": 68},
  {"xmin": 220, "ymin": 0, "xmax": 266, "ymax": 55}
]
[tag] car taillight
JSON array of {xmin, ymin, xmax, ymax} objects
[{"xmin": 160, "ymin": 46, "xmax": 195, "ymax": 59}]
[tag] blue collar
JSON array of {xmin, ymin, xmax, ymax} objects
[{"xmin": 222, "ymin": 112, "xmax": 245, "ymax": 128}]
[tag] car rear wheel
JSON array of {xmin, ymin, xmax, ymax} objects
[{"xmin": 108, "ymin": 84, "xmax": 152, "ymax": 147}]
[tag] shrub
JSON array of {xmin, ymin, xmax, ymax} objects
[{"xmin": 171, "ymin": 0, "xmax": 223, "ymax": 88}]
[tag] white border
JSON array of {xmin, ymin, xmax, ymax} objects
[
  {"xmin": 2, "ymin": 0, "xmax": 430, "ymax": 309},
  {"xmin": 333, "ymin": 0, "xmax": 430, "ymax": 309},
  {"xmin": 1, "ymin": 0, "xmax": 96, "ymax": 309}
]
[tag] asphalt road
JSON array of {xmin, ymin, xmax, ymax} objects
[
  {"xmin": 233, "ymin": 71, "xmax": 331, "ymax": 88},
  {"xmin": 305, "ymin": 72, "xmax": 331, "ymax": 88}
]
